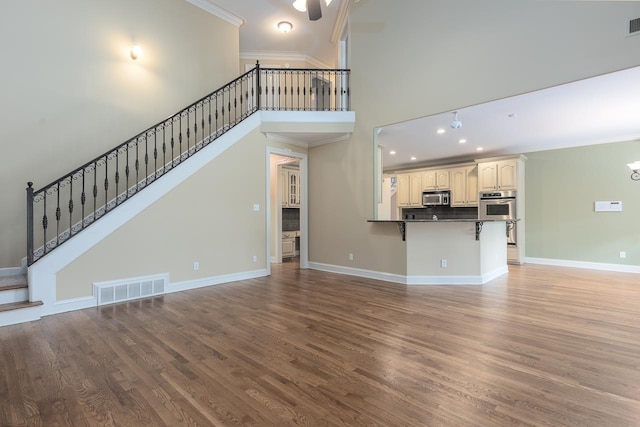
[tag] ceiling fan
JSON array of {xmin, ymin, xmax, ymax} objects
[{"xmin": 293, "ymin": 0, "xmax": 333, "ymax": 21}]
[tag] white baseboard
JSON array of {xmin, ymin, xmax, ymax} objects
[
  {"xmin": 308, "ymin": 262, "xmax": 507, "ymax": 285},
  {"xmin": 0, "ymin": 266, "xmax": 26, "ymax": 277},
  {"xmin": 525, "ymin": 257, "xmax": 640, "ymax": 274},
  {"xmin": 50, "ymin": 296, "xmax": 98, "ymax": 315},
  {"xmin": 308, "ymin": 262, "xmax": 407, "ymax": 284},
  {"xmin": 167, "ymin": 269, "xmax": 269, "ymax": 293}
]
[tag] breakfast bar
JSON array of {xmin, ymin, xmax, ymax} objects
[{"xmin": 368, "ymin": 219, "xmax": 515, "ymax": 285}]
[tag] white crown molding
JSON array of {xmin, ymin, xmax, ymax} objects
[
  {"xmin": 240, "ymin": 51, "xmax": 332, "ymax": 69},
  {"xmin": 185, "ymin": 0, "xmax": 244, "ymax": 27},
  {"xmin": 331, "ymin": 0, "xmax": 350, "ymax": 44}
]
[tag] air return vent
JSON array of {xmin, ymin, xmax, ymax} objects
[
  {"xmin": 94, "ymin": 273, "xmax": 168, "ymax": 306},
  {"xmin": 630, "ymin": 17, "xmax": 640, "ymax": 35}
]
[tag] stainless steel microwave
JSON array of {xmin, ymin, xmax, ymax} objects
[{"xmin": 422, "ymin": 191, "xmax": 450, "ymax": 206}]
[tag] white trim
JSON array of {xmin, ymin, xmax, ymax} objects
[
  {"xmin": 309, "ymin": 262, "xmax": 508, "ymax": 285},
  {"xmin": 0, "ymin": 305, "xmax": 42, "ymax": 327},
  {"xmin": 331, "ymin": 0, "xmax": 351, "ymax": 44},
  {"xmin": 0, "ymin": 266, "xmax": 26, "ymax": 277},
  {"xmin": 267, "ymin": 147, "xmax": 309, "ymax": 270},
  {"xmin": 265, "ymin": 132, "xmax": 351, "ymax": 147},
  {"xmin": 240, "ymin": 51, "xmax": 332, "ymax": 69},
  {"xmin": 309, "ymin": 262, "xmax": 407, "ymax": 284},
  {"xmin": 184, "ymin": 0, "xmax": 244, "ymax": 26},
  {"xmin": 50, "ymin": 296, "xmax": 97, "ymax": 315},
  {"xmin": 525, "ymin": 257, "xmax": 640, "ymax": 274},
  {"xmin": 167, "ymin": 269, "xmax": 268, "ymax": 293},
  {"xmin": 28, "ymin": 115, "xmax": 261, "ymax": 315}
]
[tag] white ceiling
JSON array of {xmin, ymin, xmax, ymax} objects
[
  {"xmin": 209, "ymin": 0, "xmax": 343, "ymax": 67},
  {"xmin": 380, "ymin": 66, "xmax": 640, "ymax": 171}
]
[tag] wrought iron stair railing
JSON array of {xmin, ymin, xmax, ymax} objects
[{"xmin": 26, "ymin": 63, "xmax": 350, "ymax": 265}]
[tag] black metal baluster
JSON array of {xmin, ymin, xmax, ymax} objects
[
  {"xmin": 178, "ymin": 115, "xmax": 183, "ymax": 163},
  {"xmin": 42, "ymin": 192, "xmax": 48, "ymax": 254},
  {"xmin": 93, "ymin": 162, "xmax": 98, "ymax": 219},
  {"xmin": 81, "ymin": 171, "xmax": 86, "ymax": 229},
  {"xmin": 56, "ymin": 182, "xmax": 61, "ymax": 246},
  {"xmin": 145, "ymin": 135, "xmax": 149, "ymax": 184},
  {"xmin": 115, "ymin": 150, "xmax": 120, "ymax": 205},
  {"xmin": 171, "ymin": 120, "xmax": 175, "ymax": 167},
  {"xmin": 68, "ymin": 177, "xmax": 73, "ymax": 236},
  {"xmin": 154, "ymin": 130, "xmax": 158, "ymax": 179},
  {"xmin": 163, "ymin": 124, "xmax": 167, "ymax": 172},
  {"xmin": 255, "ymin": 61, "xmax": 261, "ymax": 112},
  {"xmin": 186, "ymin": 110, "xmax": 190, "ymax": 155},
  {"xmin": 125, "ymin": 146, "xmax": 130, "ymax": 198},
  {"xmin": 26, "ymin": 183, "xmax": 34, "ymax": 265},
  {"xmin": 135, "ymin": 140, "xmax": 140, "ymax": 189},
  {"xmin": 104, "ymin": 155, "xmax": 109, "ymax": 211}
]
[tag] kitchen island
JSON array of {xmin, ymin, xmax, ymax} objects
[{"xmin": 368, "ymin": 219, "xmax": 514, "ymax": 285}]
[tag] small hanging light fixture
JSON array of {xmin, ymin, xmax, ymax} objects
[
  {"xmin": 627, "ymin": 161, "xmax": 640, "ymax": 181},
  {"xmin": 277, "ymin": 21, "xmax": 293, "ymax": 33},
  {"xmin": 130, "ymin": 45, "xmax": 143, "ymax": 60}
]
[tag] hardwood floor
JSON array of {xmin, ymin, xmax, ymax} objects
[{"xmin": 1, "ymin": 263, "xmax": 639, "ymax": 426}]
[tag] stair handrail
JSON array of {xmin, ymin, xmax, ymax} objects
[{"xmin": 26, "ymin": 62, "xmax": 351, "ymax": 265}]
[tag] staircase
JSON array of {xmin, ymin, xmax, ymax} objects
[
  {"xmin": 2, "ymin": 63, "xmax": 351, "ymax": 328},
  {"xmin": 0, "ymin": 273, "xmax": 42, "ymax": 326}
]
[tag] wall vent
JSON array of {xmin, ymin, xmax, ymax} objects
[
  {"xmin": 94, "ymin": 273, "xmax": 168, "ymax": 306},
  {"xmin": 630, "ymin": 17, "xmax": 640, "ymax": 35}
]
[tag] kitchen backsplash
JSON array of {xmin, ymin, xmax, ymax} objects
[
  {"xmin": 282, "ymin": 208, "xmax": 300, "ymax": 231},
  {"xmin": 402, "ymin": 206, "xmax": 478, "ymax": 220}
]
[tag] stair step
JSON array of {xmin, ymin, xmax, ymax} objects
[
  {"xmin": 0, "ymin": 300, "xmax": 43, "ymax": 313},
  {"xmin": 0, "ymin": 274, "xmax": 29, "ymax": 305},
  {"xmin": 0, "ymin": 274, "xmax": 28, "ymax": 289}
]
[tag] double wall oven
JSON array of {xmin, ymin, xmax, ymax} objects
[{"xmin": 479, "ymin": 190, "xmax": 517, "ymax": 246}]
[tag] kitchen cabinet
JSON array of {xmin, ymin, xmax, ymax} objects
[
  {"xmin": 450, "ymin": 166, "xmax": 478, "ymax": 207},
  {"xmin": 282, "ymin": 231, "xmax": 299, "ymax": 259},
  {"xmin": 422, "ymin": 169, "xmax": 450, "ymax": 190},
  {"xmin": 477, "ymin": 160, "xmax": 518, "ymax": 191},
  {"xmin": 280, "ymin": 167, "xmax": 300, "ymax": 208},
  {"xmin": 397, "ymin": 172, "xmax": 423, "ymax": 207}
]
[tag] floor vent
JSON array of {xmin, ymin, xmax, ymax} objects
[
  {"xmin": 94, "ymin": 274, "xmax": 168, "ymax": 306},
  {"xmin": 630, "ymin": 17, "xmax": 640, "ymax": 36}
]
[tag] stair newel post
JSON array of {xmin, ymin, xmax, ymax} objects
[
  {"xmin": 26, "ymin": 182, "xmax": 34, "ymax": 266},
  {"xmin": 255, "ymin": 60, "xmax": 261, "ymax": 112}
]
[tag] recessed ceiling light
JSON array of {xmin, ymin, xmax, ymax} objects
[
  {"xmin": 476, "ymin": 147, "xmax": 484, "ymax": 151},
  {"xmin": 277, "ymin": 21, "xmax": 293, "ymax": 33},
  {"xmin": 411, "ymin": 156, "xmax": 417, "ymax": 161},
  {"xmin": 436, "ymin": 129, "xmax": 446, "ymax": 134},
  {"xmin": 389, "ymin": 150, "xmax": 396, "ymax": 155},
  {"xmin": 458, "ymin": 139, "xmax": 467, "ymax": 144}
]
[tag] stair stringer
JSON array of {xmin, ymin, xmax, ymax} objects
[{"xmin": 28, "ymin": 114, "xmax": 262, "ymax": 317}]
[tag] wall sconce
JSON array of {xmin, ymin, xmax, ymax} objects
[
  {"xmin": 628, "ymin": 161, "xmax": 640, "ymax": 181},
  {"xmin": 130, "ymin": 45, "xmax": 143, "ymax": 60},
  {"xmin": 277, "ymin": 21, "xmax": 293, "ymax": 33}
]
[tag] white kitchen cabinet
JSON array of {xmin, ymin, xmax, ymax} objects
[
  {"xmin": 397, "ymin": 173, "xmax": 423, "ymax": 207},
  {"xmin": 478, "ymin": 159, "xmax": 518, "ymax": 191},
  {"xmin": 280, "ymin": 167, "xmax": 301, "ymax": 208},
  {"xmin": 282, "ymin": 231, "xmax": 299, "ymax": 259},
  {"xmin": 422, "ymin": 169, "xmax": 450, "ymax": 190},
  {"xmin": 450, "ymin": 166, "xmax": 478, "ymax": 207}
]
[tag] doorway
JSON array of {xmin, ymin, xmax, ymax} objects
[{"xmin": 266, "ymin": 148, "xmax": 308, "ymax": 274}]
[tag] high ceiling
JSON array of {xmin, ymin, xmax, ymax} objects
[
  {"xmin": 207, "ymin": 0, "xmax": 344, "ymax": 67},
  {"xmin": 380, "ymin": 65, "xmax": 640, "ymax": 171}
]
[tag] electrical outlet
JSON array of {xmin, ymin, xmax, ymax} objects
[
  {"xmin": 620, "ymin": 251, "xmax": 626, "ymax": 259},
  {"xmin": 348, "ymin": 253, "xmax": 354, "ymax": 261},
  {"xmin": 441, "ymin": 259, "xmax": 447, "ymax": 268},
  {"xmin": 252, "ymin": 255, "xmax": 257, "ymax": 262},
  {"xmin": 193, "ymin": 261, "xmax": 199, "ymax": 271},
  {"xmin": 253, "ymin": 204, "xmax": 260, "ymax": 212}
]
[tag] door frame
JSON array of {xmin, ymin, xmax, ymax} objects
[{"xmin": 266, "ymin": 147, "xmax": 308, "ymax": 275}]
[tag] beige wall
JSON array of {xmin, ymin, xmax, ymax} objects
[
  {"xmin": 0, "ymin": 0, "xmax": 239, "ymax": 267},
  {"xmin": 309, "ymin": 1, "xmax": 640, "ymax": 274},
  {"xmin": 525, "ymin": 139, "xmax": 640, "ymax": 265},
  {"xmin": 57, "ymin": 128, "xmax": 265, "ymax": 300}
]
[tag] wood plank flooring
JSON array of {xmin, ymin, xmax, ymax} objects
[{"xmin": 1, "ymin": 262, "xmax": 639, "ymax": 426}]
